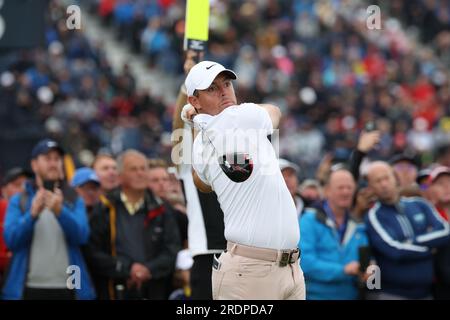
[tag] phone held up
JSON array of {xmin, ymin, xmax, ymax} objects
[
  {"xmin": 364, "ymin": 121, "xmax": 377, "ymax": 132},
  {"xmin": 43, "ymin": 180, "xmax": 59, "ymax": 192}
]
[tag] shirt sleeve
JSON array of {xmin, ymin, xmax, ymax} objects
[
  {"xmin": 413, "ymin": 198, "xmax": 450, "ymax": 248},
  {"xmin": 191, "ymin": 136, "xmax": 209, "ymax": 185},
  {"xmin": 238, "ymin": 103, "xmax": 273, "ymax": 135}
]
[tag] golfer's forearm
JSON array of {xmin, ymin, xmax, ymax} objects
[
  {"xmin": 192, "ymin": 170, "xmax": 213, "ymax": 193},
  {"xmin": 259, "ymin": 104, "xmax": 281, "ymax": 129}
]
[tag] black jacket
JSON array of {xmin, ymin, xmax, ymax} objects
[
  {"xmin": 435, "ymin": 241, "xmax": 450, "ymax": 299},
  {"xmin": 84, "ymin": 189, "xmax": 181, "ymax": 300}
]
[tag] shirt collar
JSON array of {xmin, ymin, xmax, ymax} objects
[
  {"xmin": 323, "ymin": 201, "xmax": 349, "ymax": 242},
  {"xmin": 120, "ymin": 192, "xmax": 144, "ymax": 216}
]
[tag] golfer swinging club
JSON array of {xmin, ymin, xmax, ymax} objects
[{"xmin": 181, "ymin": 61, "xmax": 305, "ymax": 300}]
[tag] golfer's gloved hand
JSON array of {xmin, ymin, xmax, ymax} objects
[{"xmin": 181, "ymin": 103, "xmax": 197, "ymax": 127}]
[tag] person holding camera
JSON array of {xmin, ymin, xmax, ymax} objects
[{"xmin": 1, "ymin": 139, "xmax": 95, "ymax": 300}]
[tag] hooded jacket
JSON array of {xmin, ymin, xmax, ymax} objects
[{"xmin": 300, "ymin": 202, "xmax": 369, "ymax": 300}]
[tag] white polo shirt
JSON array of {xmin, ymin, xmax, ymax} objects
[{"xmin": 192, "ymin": 103, "xmax": 299, "ymax": 250}]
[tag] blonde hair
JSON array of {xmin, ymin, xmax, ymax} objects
[
  {"xmin": 148, "ymin": 158, "xmax": 169, "ymax": 170},
  {"xmin": 92, "ymin": 153, "xmax": 116, "ymax": 170}
]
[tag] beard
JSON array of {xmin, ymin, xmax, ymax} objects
[{"xmin": 37, "ymin": 169, "xmax": 60, "ymax": 182}]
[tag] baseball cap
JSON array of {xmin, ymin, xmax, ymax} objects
[
  {"xmin": 31, "ymin": 139, "xmax": 64, "ymax": 159},
  {"xmin": 300, "ymin": 179, "xmax": 322, "ymax": 191},
  {"xmin": 71, "ymin": 167, "xmax": 100, "ymax": 188},
  {"xmin": 1, "ymin": 167, "xmax": 32, "ymax": 186},
  {"xmin": 278, "ymin": 158, "xmax": 300, "ymax": 174},
  {"xmin": 416, "ymin": 168, "xmax": 432, "ymax": 184},
  {"xmin": 389, "ymin": 152, "xmax": 419, "ymax": 167},
  {"xmin": 428, "ymin": 166, "xmax": 450, "ymax": 184},
  {"xmin": 185, "ymin": 61, "xmax": 237, "ymax": 97}
]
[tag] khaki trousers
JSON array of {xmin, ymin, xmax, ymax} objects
[{"xmin": 212, "ymin": 250, "xmax": 305, "ymax": 300}]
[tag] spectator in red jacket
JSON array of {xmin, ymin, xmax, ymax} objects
[
  {"xmin": 0, "ymin": 167, "xmax": 31, "ymax": 282},
  {"xmin": 424, "ymin": 166, "xmax": 450, "ymax": 299}
]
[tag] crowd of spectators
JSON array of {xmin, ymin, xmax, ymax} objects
[
  {"xmin": 1, "ymin": 0, "xmax": 449, "ymax": 179},
  {"xmin": 0, "ymin": 0, "xmax": 450, "ymax": 300}
]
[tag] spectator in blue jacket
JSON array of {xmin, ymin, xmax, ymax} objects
[
  {"xmin": 300, "ymin": 167, "xmax": 369, "ymax": 300},
  {"xmin": 365, "ymin": 161, "xmax": 449, "ymax": 300},
  {"xmin": 1, "ymin": 139, "xmax": 95, "ymax": 300}
]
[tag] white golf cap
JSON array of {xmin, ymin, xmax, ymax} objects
[{"xmin": 185, "ymin": 60, "xmax": 237, "ymax": 97}]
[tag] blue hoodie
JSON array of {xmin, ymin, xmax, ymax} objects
[
  {"xmin": 365, "ymin": 197, "xmax": 450, "ymax": 299},
  {"xmin": 1, "ymin": 182, "xmax": 96, "ymax": 300},
  {"xmin": 299, "ymin": 203, "xmax": 369, "ymax": 300}
]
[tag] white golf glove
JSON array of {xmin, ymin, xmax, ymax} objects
[{"xmin": 181, "ymin": 103, "xmax": 196, "ymax": 127}]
